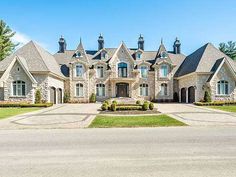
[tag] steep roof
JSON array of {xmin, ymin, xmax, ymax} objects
[
  {"xmin": 0, "ymin": 41, "xmax": 64, "ymax": 78},
  {"xmin": 175, "ymin": 43, "xmax": 236, "ymax": 77}
]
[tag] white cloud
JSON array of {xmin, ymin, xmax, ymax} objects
[{"xmin": 12, "ymin": 31, "xmax": 31, "ymax": 48}]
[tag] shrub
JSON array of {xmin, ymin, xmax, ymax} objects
[
  {"xmin": 111, "ymin": 103, "xmax": 117, "ymax": 111},
  {"xmin": 103, "ymin": 100, "xmax": 110, "ymax": 105},
  {"xmin": 63, "ymin": 92, "xmax": 70, "ymax": 103},
  {"xmin": 204, "ymin": 91, "xmax": 211, "ymax": 102},
  {"xmin": 112, "ymin": 100, "xmax": 118, "ymax": 105},
  {"xmin": 149, "ymin": 102, "xmax": 154, "ymax": 110},
  {"xmin": 90, "ymin": 93, "xmax": 96, "ymax": 103},
  {"xmin": 35, "ymin": 89, "xmax": 42, "ymax": 104},
  {"xmin": 116, "ymin": 105, "xmax": 142, "ymax": 111},
  {"xmin": 142, "ymin": 102, "xmax": 149, "ymax": 111},
  {"xmin": 101, "ymin": 103, "xmax": 108, "ymax": 111},
  {"xmin": 136, "ymin": 100, "xmax": 141, "ymax": 105}
]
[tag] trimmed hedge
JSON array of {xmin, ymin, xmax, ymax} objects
[
  {"xmin": 116, "ymin": 105, "xmax": 142, "ymax": 111},
  {"xmin": 194, "ymin": 101, "xmax": 236, "ymax": 106},
  {"xmin": 0, "ymin": 103, "xmax": 53, "ymax": 108},
  {"xmin": 149, "ymin": 102, "xmax": 154, "ymax": 110},
  {"xmin": 101, "ymin": 103, "xmax": 108, "ymax": 111}
]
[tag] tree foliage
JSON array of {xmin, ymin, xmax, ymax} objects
[
  {"xmin": 219, "ymin": 41, "xmax": 236, "ymax": 60},
  {"xmin": 0, "ymin": 20, "xmax": 17, "ymax": 60}
]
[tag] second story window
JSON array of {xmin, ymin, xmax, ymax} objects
[
  {"xmin": 97, "ymin": 66, "xmax": 104, "ymax": 78},
  {"xmin": 13, "ymin": 80, "xmax": 26, "ymax": 96},
  {"xmin": 140, "ymin": 65, "xmax": 148, "ymax": 78},
  {"xmin": 76, "ymin": 64, "xmax": 83, "ymax": 77},
  {"xmin": 160, "ymin": 64, "xmax": 168, "ymax": 78},
  {"xmin": 118, "ymin": 62, "xmax": 128, "ymax": 78}
]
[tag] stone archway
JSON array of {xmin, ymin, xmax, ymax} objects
[
  {"xmin": 181, "ymin": 88, "xmax": 186, "ymax": 103},
  {"xmin": 50, "ymin": 87, "xmax": 56, "ymax": 104},
  {"xmin": 188, "ymin": 86, "xmax": 195, "ymax": 103},
  {"xmin": 116, "ymin": 83, "xmax": 129, "ymax": 97}
]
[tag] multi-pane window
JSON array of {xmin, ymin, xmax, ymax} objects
[
  {"xmin": 76, "ymin": 65, "xmax": 83, "ymax": 77},
  {"xmin": 118, "ymin": 62, "xmax": 128, "ymax": 77},
  {"xmin": 160, "ymin": 83, "xmax": 168, "ymax": 96},
  {"xmin": 140, "ymin": 66, "xmax": 148, "ymax": 78},
  {"xmin": 140, "ymin": 84, "xmax": 148, "ymax": 96},
  {"xmin": 13, "ymin": 81, "xmax": 26, "ymax": 96},
  {"xmin": 96, "ymin": 84, "xmax": 105, "ymax": 97},
  {"xmin": 97, "ymin": 66, "xmax": 104, "ymax": 78},
  {"xmin": 101, "ymin": 52, "xmax": 107, "ymax": 59},
  {"xmin": 217, "ymin": 80, "xmax": 229, "ymax": 95},
  {"xmin": 160, "ymin": 64, "xmax": 168, "ymax": 77},
  {"xmin": 76, "ymin": 83, "xmax": 83, "ymax": 97}
]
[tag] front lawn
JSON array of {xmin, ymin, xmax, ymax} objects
[
  {"xmin": 207, "ymin": 106, "xmax": 236, "ymax": 113},
  {"xmin": 89, "ymin": 114, "xmax": 186, "ymax": 128},
  {"xmin": 0, "ymin": 108, "xmax": 41, "ymax": 120}
]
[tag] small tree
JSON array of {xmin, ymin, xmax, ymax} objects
[
  {"xmin": 63, "ymin": 92, "xmax": 70, "ymax": 103},
  {"xmin": 142, "ymin": 102, "xmax": 149, "ymax": 111},
  {"xmin": 111, "ymin": 103, "xmax": 117, "ymax": 111},
  {"xmin": 101, "ymin": 103, "xmax": 108, "ymax": 111},
  {"xmin": 149, "ymin": 102, "xmax": 154, "ymax": 110},
  {"xmin": 204, "ymin": 91, "xmax": 211, "ymax": 102},
  {"xmin": 90, "ymin": 93, "xmax": 96, "ymax": 103},
  {"xmin": 35, "ymin": 89, "xmax": 42, "ymax": 104}
]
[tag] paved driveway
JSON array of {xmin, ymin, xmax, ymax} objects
[
  {"xmin": 0, "ymin": 103, "xmax": 101, "ymax": 129},
  {"xmin": 157, "ymin": 103, "xmax": 236, "ymax": 126}
]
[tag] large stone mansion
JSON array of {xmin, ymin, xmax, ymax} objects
[{"xmin": 0, "ymin": 34, "xmax": 236, "ymax": 104}]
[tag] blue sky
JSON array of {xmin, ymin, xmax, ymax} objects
[{"xmin": 1, "ymin": 0, "xmax": 236, "ymax": 54}]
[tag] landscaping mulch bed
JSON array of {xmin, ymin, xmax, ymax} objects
[{"xmin": 99, "ymin": 108, "xmax": 159, "ymax": 115}]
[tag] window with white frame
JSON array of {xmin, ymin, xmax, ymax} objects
[
  {"xmin": 160, "ymin": 64, "xmax": 168, "ymax": 77},
  {"xmin": 136, "ymin": 52, "xmax": 142, "ymax": 59},
  {"xmin": 76, "ymin": 83, "xmax": 83, "ymax": 97},
  {"xmin": 97, "ymin": 66, "xmax": 104, "ymax": 78},
  {"xmin": 217, "ymin": 80, "xmax": 229, "ymax": 95},
  {"xmin": 101, "ymin": 51, "xmax": 107, "ymax": 59},
  {"xmin": 96, "ymin": 84, "xmax": 105, "ymax": 96},
  {"xmin": 13, "ymin": 80, "xmax": 26, "ymax": 96},
  {"xmin": 140, "ymin": 84, "xmax": 148, "ymax": 96},
  {"xmin": 160, "ymin": 83, "xmax": 168, "ymax": 96},
  {"xmin": 140, "ymin": 65, "xmax": 148, "ymax": 78},
  {"xmin": 76, "ymin": 64, "xmax": 83, "ymax": 77}
]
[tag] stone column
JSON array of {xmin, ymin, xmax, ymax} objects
[
  {"xmin": 186, "ymin": 88, "xmax": 188, "ymax": 103},
  {"xmin": 179, "ymin": 90, "xmax": 181, "ymax": 103}
]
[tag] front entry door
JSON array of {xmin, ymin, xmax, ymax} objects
[{"xmin": 116, "ymin": 83, "xmax": 129, "ymax": 97}]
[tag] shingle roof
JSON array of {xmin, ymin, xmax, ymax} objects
[
  {"xmin": 0, "ymin": 41, "xmax": 64, "ymax": 78},
  {"xmin": 175, "ymin": 43, "xmax": 236, "ymax": 77}
]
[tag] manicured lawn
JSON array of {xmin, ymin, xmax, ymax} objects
[
  {"xmin": 207, "ymin": 106, "xmax": 236, "ymax": 113},
  {"xmin": 89, "ymin": 114, "xmax": 186, "ymax": 128},
  {"xmin": 0, "ymin": 108, "xmax": 41, "ymax": 120}
]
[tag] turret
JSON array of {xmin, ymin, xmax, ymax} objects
[
  {"xmin": 98, "ymin": 33, "xmax": 104, "ymax": 50},
  {"xmin": 138, "ymin": 34, "xmax": 144, "ymax": 50},
  {"xmin": 173, "ymin": 37, "xmax": 181, "ymax": 54}
]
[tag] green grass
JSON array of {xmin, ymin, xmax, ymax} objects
[
  {"xmin": 89, "ymin": 114, "xmax": 186, "ymax": 128},
  {"xmin": 207, "ymin": 106, "xmax": 236, "ymax": 113},
  {"xmin": 0, "ymin": 108, "xmax": 41, "ymax": 120}
]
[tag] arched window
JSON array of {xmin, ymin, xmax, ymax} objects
[
  {"xmin": 160, "ymin": 64, "xmax": 168, "ymax": 78},
  {"xmin": 96, "ymin": 84, "xmax": 105, "ymax": 97},
  {"xmin": 76, "ymin": 64, "xmax": 83, "ymax": 77},
  {"xmin": 13, "ymin": 80, "xmax": 26, "ymax": 96},
  {"xmin": 217, "ymin": 80, "xmax": 229, "ymax": 95},
  {"xmin": 136, "ymin": 52, "xmax": 142, "ymax": 59},
  {"xmin": 161, "ymin": 51, "xmax": 168, "ymax": 58},
  {"xmin": 140, "ymin": 84, "xmax": 148, "ymax": 96},
  {"xmin": 76, "ymin": 83, "xmax": 83, "ymax": 97},
  {"xmin": 140, "ymin": 65, "xmax": 148, "ymax": 78},
  {"xmin": 101, "ymin": 51, "xmax": 107, "ymax": 59},
  {"xmin": 96, "ymin": 66, "xmax": 104, "ymax": 78},
  {"xmin": 160, "ymin": 83, "xmax": 168, "ymax": 96},
  {"xmin": 75, "ymin": 52, "xmax": 81, "ymax": 58},
  {"xmin": 118, "ymin": 62, "xmax": 128, "ymax": 77}
]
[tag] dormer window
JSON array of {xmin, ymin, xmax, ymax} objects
[
  {"xmin": 101, "ymin": 51, "xmax": 107, "ymax": 59},
  {"xmin": 160, "ymin": 64, "xmax": 168, "ymax": 78},
  {"xmin": 161, "ymin": 51, "xmax": 168, "ymax": 58},
  {"xmin": 136, "ymin": 52, "xmax": 142, "ymax": 59},
  {"xmin": 75, "ymin": 52, "xmax": 81, "ymax": 58},
  {"xmin": 140, "ymin": 65, "xmax": 148, "ymax": 78}
]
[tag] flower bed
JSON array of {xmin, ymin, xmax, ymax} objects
[
  {"xmin": 0, "ymin": 103, "xmax": 53, "ymax": 108},
  {"xmin": 194, "ymin": 101, "xmax": 236, "ymax": 106}
]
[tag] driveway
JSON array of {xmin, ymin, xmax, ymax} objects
[
  {"xmin": 157, "ymin": 103, "xmax": 236, "ymax": 126},
  {"xmin": 0, "ymin": 103, "xmax": 101, "ymax": 129}
]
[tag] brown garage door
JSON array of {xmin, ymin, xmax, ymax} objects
[
  {"xmin": 50, "ymin": 87, "xmax": 56, "ymax": 104},
  {"xmin": 57, "ymin": 88, "xmax": 62, "ymax": 104}
]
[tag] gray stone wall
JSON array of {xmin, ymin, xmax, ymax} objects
[{"xmin": 32, "ymin": 74, "xmax": 49, "ymax": 102}]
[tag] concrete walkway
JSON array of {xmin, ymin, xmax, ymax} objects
[
  {"xmin": 157, "ymin": 103, "xmax": 236, "ymax": 126},
  {"xmin": 0, "ymin": 103, "xmax": 101, "ymax": 129}
]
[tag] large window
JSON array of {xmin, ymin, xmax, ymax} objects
[
  {"xmin": 160, "ymin": 64, "xmax": 168, "ymax": 78},
  {"xmin": 140, "ymin": 65, "xmax": 148, "ymax": 78},
  {"xmin": 160, "ymin": 83, "xmax": 168, "ymax": 96},
  {"xmin": 140, "ymin": 84, "xmax": 148, "ymax": 96},
  {"xmin": 76, "ymin": 83, "xmax": 83, "ymax": 97},
  {"xmin": 97, "ymin": 66, "xmax": 104, "ymax": 78},
  {"xmin": 118, "ymin": 62, "xmax": 128, "ymax": 78},
  {"xmin": 217, "ymin": 80, "xmax": 229, "ymax": 95},
  {"xmin": 96, "ymin": 84, "xmax": 105, "ymax": 97},
  {"xmin": 13, "ymin": 81, "xmax": 26, "ymax": 96},
  {"xmin": 76, "ymin": 64, "xmax": 83, "ymax": 77}
]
